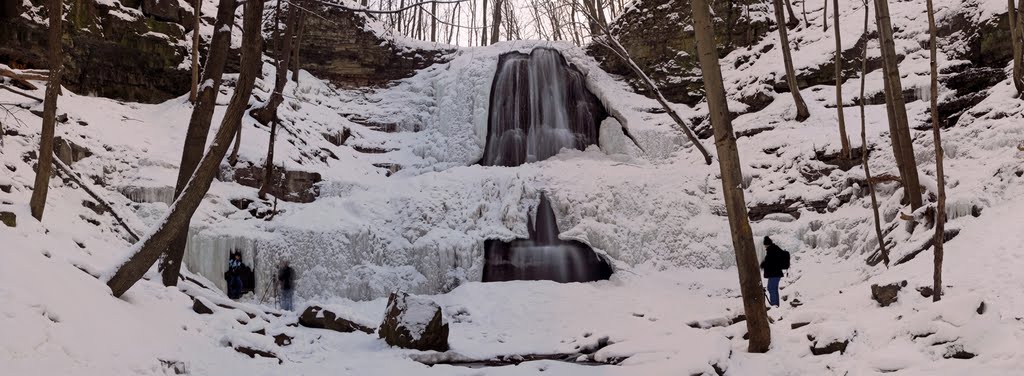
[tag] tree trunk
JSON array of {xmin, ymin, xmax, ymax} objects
[
  {"xmin": 482, "ymin": 0, "xmax": 489, "ymax": 45},
  {"xmin": 822, "ymin": 0, "xmax": 827, "ymax": 32},
  {"xmin": 1011, "ymin": 0, "xmax": 1024, "ymax": 94},
  {"xmin": 291, "ymin": 3, "xmax": 306, "ymax": 83},
  {"xmin": 691, "ymin": 0, "xmax": 771, "ymax": 353},
  {"xmin": 785, "ymin": 0, "xmax": 799, "ymax": 28},
  {"xmin": 431, "ymin": 0, "xmax": 437, "ymax": 42},
  {"xmin": 491, "ymin": 0, "xmax": 501, "ymax": 44},
  {"xmin": 772, "ymin": 0, "xmax": 810, "ymax": 121},
  {"xmin": 257, "ymin": 116, "xmax": 279, "ymax": 200},
  {"xmin": 159, "ymin": 0, "xmax": 239, "ymax": 286},
  {"xmin": 251, "ymin": 0, "xmax": 298, "ymax": 126},
  {"xmin": 926, "ymin": 0, "xmax": 946, "ymax": 302},
  {"xmin": 595, "ymin": 0, "xmax": 608, "ymax": 27},
  {"xmin": 189, "ymin": 0, "xmax": 201, "ymax": 103},
  {"xmin": 833, "ymin": 0, "xmax": 850, "ymax": 158},
  {"xmin": 859, "ymin": 0, "xmax": 888, "ymax": 267},
  {"xmin": 874, "ymin": 0, "xmax": 923, "ymax": 210},
  {"xmin": 29, "ymin": 0, "xmax": 64, "ymax": 221},
  {"xmin": 105, "ymin": 0, "xmax": 265, "ymax": 298}
]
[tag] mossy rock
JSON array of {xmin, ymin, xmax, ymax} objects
[{"xmin": 0, "ymin": 211, "xmax": 15, "ymax": 227}]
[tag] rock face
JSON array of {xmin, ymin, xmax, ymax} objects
[
  {"xmin": 0, "ymin": 0, "xmax": 190, "ymax": 103},
  {"xmin": 299, "ymin": 6, "xmax": 451, "ymax": 88},
  {"xmin": 378, "ymin": 291, "xmax": 449, "ymax": 352},
  {"xmin": 0, "ymin": 211, "xmax": 15, "ymax": 227},
  {"xmin": 298, "ymin": 305, "xmax": 374, "ymax": 334},
  {"xmin": 223, "ymin": 164, "xmax": 322, "ymax": 203},
  {"xmin": 588, "ymin": 0, "xmax": 771, "ymax": 106},
  {"xmin": 871, "ymin": 281, "xmax": 906, "ymax": 307}
]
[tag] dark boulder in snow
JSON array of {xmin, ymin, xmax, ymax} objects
[
  {"xmin": 809, "ymin": 337, "xmax": 849, "ymax": 356},
  {"xmin": 192, "ymin": 298, "xmax": 214, "ymax": 315},
  {"xmin": 232, "ymin": 345, "xmax": 282, "ymax": 364},
  {"xmin": 0, "ymin": 211, "xmax": 15, "ymax": 227},
  {"xmin": 378, "ymin": 291, "xmax": 449, "ymax": 352},
  {"xmin": 141, "ymin": 0, "xmax": 186, "ymax": 23},
  {"xmin": 871, "ymin": 281, "xmax": 906, "ymax": 307},
  {"xmin": 298, "ymin": 305, "xmax": 374, "ymax": 334}
]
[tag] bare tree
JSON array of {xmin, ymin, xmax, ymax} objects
[
  {"xmin": 691, "ymin": 0, "xmax": 770, "ymax": 353},
  {"xmin": 833, "ymin": 0, "xmax": 850, "ymax": 158},
  {"xmin": 822, "ymin": 0, "xmax": 827, "ymax": 32},
  {"xmin": 292, "ymin": 1, "xmax": 307, "ymax": 83},
  {"xmin": 925, "ymin": 0, "xmax": 946, "ymax": 302},
  {"xmin": 491, "ymin": 0, "xmax": 501, "ymax": 43},
  {"xmin": 786, "ymin": 0, "xmax": 800, "ymax": 27},
  {"xmin": 159, "ymin": 0, "xmax": 239, "ymax": 286},
  {"xmin": 105, "ymin": 0, "xmax": 266, "ymax": 298},
  {"xmin": 29, "ymin": 0, "xmax": 64, "ymax": 221},
  {"xmin": 189, "ymin": 0, "xmax": 201, "ymax": 103},
  {"xmin": 875, "ymin": 0, "xmax": 923, "ymax": 210},
  {"xmin": 772, "ymin": 0, "xmax": 810, "ymax": 121},
  {"xmin": 858, "ymin": 0, "xmax": 888, "ymax": 267},
  {"xmin": 481, "ymin": 0, "xmax": 488, "ymax": 45}
]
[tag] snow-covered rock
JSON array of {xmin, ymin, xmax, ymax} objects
[{"xmin": 378, "ymin": 291, "xmax": 449, "ymax": 352}]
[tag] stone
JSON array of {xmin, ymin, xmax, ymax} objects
[
  {"xmin": 917, "ymin": 286, "xmax": 934, "ymax": 298},
  {"xmin": 809, "ymin": 337, "xmax": 849, "ymax": 356},
  {"xmin": 378, "ymin": 291, "xmax": 449, "ymax": 352},
  {"xmin": 192, "ymin": 297, "xmax": 214, "ymax": 314},
  {"xmin": 298, "ymin": 305, "xmax": 374, "ymax": 334},
  {"xmin": 142, "ymin": 0, "xmax": 183, "ymax": 23},
  {"xmin": 222, "ymin": 164, "xmax": 322, "ymax": 203},
  {"xmin": 273, "ymin": 333, "xmax": 294, "ymax": 347},
  {"xmin": 54, "ymin": 137, "xmax": 93, "ymax": 165},
  {"xmin": 0, "ymin": 211, "xmax": 15, "ymax": 227},
  {"xmin": 0, "ymin": 0, "xmax": 190, "ymax": 103},
  {"xmin": 298, "ymin": 6, "xmax": 451, "ymax": 88},
  {"xmin": 871, "ymin": 281, "xmax": 907, "ymax": 307},
  {"xmin": 232, "ymin": 345, "xmax": 281, "ymax": 363},
  {"xmin": 0, "ymin": 184, "xmax": 11, "ymax": 193},
  {"xmin": 791, "ymin": 322, "xmax": 810, "ymax": 330}
]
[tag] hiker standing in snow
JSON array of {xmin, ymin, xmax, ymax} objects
[
  {"xmin": 760, "ymin": 236, "xmax": 790, "ymax": 307},
  {"xmin": 278, "ymin": 261, "xmax": 295, "ymax": 311},
  {"xmin": 226, "ymin": 252, "xmax": 244, "ymax": 299}
]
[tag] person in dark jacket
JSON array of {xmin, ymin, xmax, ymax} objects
[
  {"xmin": 226, "ymin": 252, "xmax": 244, "ymax": 299},
  {"xmin": 278, "ymin": 261, "xmax": 295, "ymax": 311},
  {"xmin": 760, "ymin": 236, "xmax": 789, "ymax": 307}
]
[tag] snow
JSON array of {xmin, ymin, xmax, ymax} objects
[{"xmin": 3, "ymin": 0, "xmax": 1024, "ymax": 374}]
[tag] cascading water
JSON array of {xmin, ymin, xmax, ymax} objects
[
  {"xmin": 480, "ymin": 48, "xmax": 607, "ymax": 166},
  {"xmin": 483, "ymin": 193, "xmax": 613, "ymax": 283}
]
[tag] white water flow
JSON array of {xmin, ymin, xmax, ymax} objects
[
  {"xmin": 481, "ymin": 48, "xmax": 604, "ymax": 166},
  {"xmin": 482, "ymin": 193, "xmax": 612, "ymax": 283}
]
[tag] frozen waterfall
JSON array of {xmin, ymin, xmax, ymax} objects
[
  {"xmin": 483, "ymin": 193, "xmax": 613, "ymax": 283},
  {"xmin": 480, "ymin": 48, "xmax": 607, "ymax": 166}
]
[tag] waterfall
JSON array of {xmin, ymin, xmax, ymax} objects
[
  {"xmin": 483, "ymin": 193, "xmax": 613, "ymax": 283},
  {"xmin": 481, "ymin": 48, "xmax": 607, "ymax": 166}
]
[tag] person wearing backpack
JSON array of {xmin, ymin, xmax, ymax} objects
[{"xmin": 760, "ymin": 236, "xmax": 790, "ymax": 307}]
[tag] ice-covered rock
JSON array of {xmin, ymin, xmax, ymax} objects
[
  {"xmin": 378, "ymin": 291, "xmax": 449, "ymax": 352},
  {"xmin": 298, "ymin": 305, "xmax": 374, "ymax": 334}
]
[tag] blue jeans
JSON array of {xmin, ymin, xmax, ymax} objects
[
  {"xmin": 766, "ymin": 277, "xmax": 781, "ymax": 307},
  {"xmin": 280, "ymin": 288, "xmax": 294, "ymax": 311},
  {"xmin": 228, "ymin": 275, "xmax": 243, "ymax": 299}
]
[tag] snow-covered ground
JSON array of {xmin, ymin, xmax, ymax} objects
[{"xmin": 3, "ymin": 0, "xmax": 1024, "ymax": 374}]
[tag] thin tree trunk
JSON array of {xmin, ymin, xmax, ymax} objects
[
  {"xmin": 874, "ymin": 0, "xmax": 923, "ymax": 210},
  {"xmin": 822, "ymin": 0, "xmax": 827, "ymax": 32},
  {"xmin": 251, "ymin": 0, "xmax": 298, "ymax": 125},
  {"xmin": 482, "ymin": 0, "xmax": 488, "ymax": 45},
  {"xmin": 105, "ymin": 0, "xmax": 265, "ymax": 298},
  {"xmin": 691, "ymin": 0, "xmax": 771, "ymax": 353},
  {"xmin": 595, "ymin": 0, "xmax": 608, "ymax": 27},
  {"xmin": 491, "ymin": 0, "xmax": 501, "ymax": 44},
  {"xmin": 29, "ymin": 0, "xmax": 64, "ymax": 221},
  {"xmin": 925, "ymin": 0, "xmax": 945, "ymax": 302},
  {"xmin": 292, "ymin": 3, "xmax": 306, "ymax": 83},
  {"xmin": 1011, "ymin": 0, "xmax": 1024, "ymax": 94},
  {"xmin": 189, "ymin": 0, "xmax": 201, "ymax": 103},
  {"xmin": 159, "ymin": 0, "xmax": 238, "ymax": 286},
  {"xmin": 227, "ymin": 120, "xmax": 242, "ymax": 166},
  {"xmin": 785, "ymin": 0, "xmax": 799, "ymax": 28},
  {"xmin": 431, "ymin": 0, "xmax": 437, "ymax": 41},
  {"xmin": 859, "ymin": 0, "xmax": 888, "ymax": 267},
  {"xmin": 772, "ymin": 0, "xmax": 811, "ymax": 121},
  {"xmin": 833, "ymin": 0, "xmax": 850, "ymax": 158}
]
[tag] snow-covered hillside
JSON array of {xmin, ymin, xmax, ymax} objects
[{"xmin": 2, "ymin": 0, "xmax": 1024, "ymax": 374}]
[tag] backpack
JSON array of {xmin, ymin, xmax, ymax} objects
[{"xmin": 780, "ymin": 250, "xmax": 791, "ymax": 270}]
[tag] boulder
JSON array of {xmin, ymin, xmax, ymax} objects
[
  {"xmin": 0, "ymin": 211, "xmax": 15, "ymax": 227},
  {"xmin": 142, "ymin": 0, "xmax": 184, "ymax": 23},
  {"xmin": 378, "ymin": 291, "xmax": 449, "ymax": 352},
  {"xmin": 809, "ymin": 337, "xmax": 849, "ymax": 356},
  {"xmin": 871, "ymin": 281, "xmax": 906, "ymax": 307},
  {"xmin": 192, "ymin": 297, "xmax": 214, "ymax": 314},
  {"xmin": 299, "ymin": 305, "xmax": 374, "ymax": 334}
]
